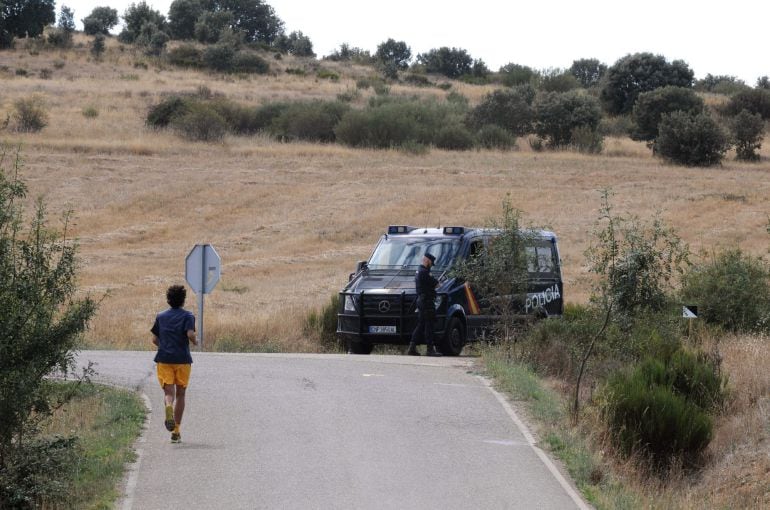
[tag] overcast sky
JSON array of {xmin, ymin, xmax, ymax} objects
[{"xmin": 63, "ymin": 0, "xmax": 768, "ymax": 84}]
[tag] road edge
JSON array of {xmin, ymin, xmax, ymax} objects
[
  {"xmin": 478, "ymin": 376, "xmax": 592, "ymax": 510},
  {"xmin": 118, "ymin": 392, "xmax": 152, "ymax": 510}
]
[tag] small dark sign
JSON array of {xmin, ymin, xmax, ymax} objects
[{"xmin": 682, "ymin": 305, "xmax": 698, "ymax": 319}]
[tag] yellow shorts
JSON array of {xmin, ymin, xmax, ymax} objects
[{"xmin": 157, "ymin": 363, "xmax": 192, "ymax": 388}]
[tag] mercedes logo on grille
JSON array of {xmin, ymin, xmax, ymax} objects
[{"xmin": 378, "ymin": 300, "xmax": 391, "ymax": 313}]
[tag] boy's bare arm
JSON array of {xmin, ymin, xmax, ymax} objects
[
  {"xmin": 187, "ymin": 330, "xmax": 198, "ymax": 346},
  {"xmin": 152, "ymin": 334, "xmax": 159, "ymax": 347}
]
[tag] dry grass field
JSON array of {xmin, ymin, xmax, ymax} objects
[{"xmin": 1, "ymin": 36, "xmax": 769, "ymax": 507}]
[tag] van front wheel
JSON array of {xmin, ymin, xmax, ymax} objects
[{"xmin": 440, "ymin": 317, "xmax": 465, "ymax": 356}]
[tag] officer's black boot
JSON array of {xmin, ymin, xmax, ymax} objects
[
  {"xmin": 426, "ymin": 345, "xmax": 442, "ymax": 357},
  {"xmin": 406, "ymin": 343, "xmax": 420, "ymax": 356}
]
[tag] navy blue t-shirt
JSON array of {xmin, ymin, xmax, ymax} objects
[{"xmin": 151, "ymin": 307, "xmax": 195, "ymax": 364}]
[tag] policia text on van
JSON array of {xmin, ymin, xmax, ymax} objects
[{"xmin": 337, "ymin": 226, "xmax": 564, "ymax": 355}]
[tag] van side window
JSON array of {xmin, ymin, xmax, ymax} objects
[{"xmin": 469, "ymin": 239, "xmax": 484, "ymax": 258}]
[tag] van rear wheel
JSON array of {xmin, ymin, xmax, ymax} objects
[{"xmin": 440, "ymin": 317, "xmax": 465, "ymax": 356}]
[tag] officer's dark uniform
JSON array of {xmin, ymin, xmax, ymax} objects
[{"xmin": 409, "ymin": 254, "xmax": 441, "ymax": 356}]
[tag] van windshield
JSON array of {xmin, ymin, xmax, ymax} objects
[{"xmin": 368, "ymin": 237, "xmax": 460, "ymax": 271}]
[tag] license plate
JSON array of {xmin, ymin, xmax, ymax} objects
[{"xmin": 369, "ymin": 325, "xmax": 397, "ymax": 334}]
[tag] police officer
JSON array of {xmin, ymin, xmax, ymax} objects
[{"xmin": 408, "ymin": 252, "xmax": 442, "ymax": 357}]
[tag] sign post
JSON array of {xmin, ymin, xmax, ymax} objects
[
  {"xmin": 185, "ymin": 244, "xmax": 221, "ymax": 350},
  {"xmin": 682, "ymin": 305, "xmax": 698, "ymax": 337}
]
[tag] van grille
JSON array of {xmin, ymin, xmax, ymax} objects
[{"xmin": 362, "ymin": 294, "xmax": 416, "ymax": 315}]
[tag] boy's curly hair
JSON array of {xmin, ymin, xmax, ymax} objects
[{"xmin": 166, "ymin": 285, "xmax": 187, "ymax": 308}]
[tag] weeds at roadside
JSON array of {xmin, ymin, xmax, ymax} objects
[{"xmin": 39, "ymin": 382, "xmax": 145, "ymax": 509}]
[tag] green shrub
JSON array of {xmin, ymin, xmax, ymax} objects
[
  {"xmin": 335, "ymin": 97, "xmax": 463, "ymax": 148},
  {"xmin": 540, "ymin": 69, "xmax": 580, "ymax": 93},
  {"xmin": 535, "ymin": 91, "xmax": 602, "ymax": 148},
  {"xmin": 269, "ymin": 101, "xmax": 349, "ymax": 142},
  {"xmin": 476, "ymin": 124, "xmax": 515, "ymax": 150},
  {"xmin": 166, "ymin": 44, "xmax": 203, "ymax": 68},
  {"xmin": 468, "ymin": 87, "xmax": 534, "ymax": 136},
  {"xmin": 655, "ymin": 111, "xmax": 729, "ymax": 167},
  {"xmin": 498, "ymin": 62, "xmax": 537, "ymax": 87},
  {"xmin": 231, "ymin": 51, "xmax": 269, "ymax": 74},
  {"xmin": 0, "ymin": 436, "xmax": 78, "ymax": 508},
  {"xmin": 202, "ymin": 44, "xmax": 235, "ymax": 72},
  {"xmin": 335, "ymin": 108, "xmax": 417, "ymax": 148},
  {"xmin": 250, "ymin": 102, "xmax": 290, "ymax": 132},
  {"xmin": 665, "ymin": 349, "xmax": 726, "ymax": 411},
  {"xmin": 586, "ymin": 192, "xmax": 690, "ymax": 317},
  {"xmin": 602, "ymin": 364, "xmax": 713, "ymax": 466},
  {"xmin": 82, "ymin": 106, "xmax": 99, "ymax": 118},
  {"xmin": 569, "ymin": 58, "xmax": 607, "ymax": 88},
  {"xmin": 316, "ymin": 69, "xmax": 339, "ymax": 81},
  {"xmin": 46, "ymin": 27, "xmax": 72, "ymax": 48},
  {"xmin": 730, "ymin": 109, "xmax": 764, "ymax": 161},
  {"xmin": 600, "ymin": 53, "xmax": 694, "ymax": 115},
  {"xmin": 434, "ymin": 124, "xmax": 474, "ymax": 150},
  {"xmin": 722, "ymin": 88, "xmax": 770, "ymax": 119},
  {"xmin": 12, "ymin": 96, "xmax": 48, "ymax": 132},
  {"xmin": 304, "ymin": 295, "xmax": 342, "ymax": 352},
  {"xmin": 631, "ymin": 86, "xmax": 704, "ymax": 142},
  {"xmin": 171, "ymin": 103, "xmax": 227, "ymax": 142},
  {"xmin": 146, "ymin": 96, "xmax": 191, "ymax": 128},
  {"xmin": 403, "ymin": 73, "xmax": 431, "ymax": 87},
  {"xmin": 416, "ymin": 46, "xmax": 474, "ymax": 78},
  {"xmin": 90, "ymin": 34, "xmax": 105, "ymax": 59},
  {"xmin": 569, "ymin": 125, "xmax": 603, "ymax": 154},
  {"xmin": 681, "ymin": 249, "xmax": 770, "ymax": 332},
  {"xmin": 695, "ymin": 74, "xmax": 750, "ymax": 95}
]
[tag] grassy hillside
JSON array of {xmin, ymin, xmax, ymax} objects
[
  {"xmin": 0, "ymin": 36, "xmax": 768, "ymax": 351},
  {"xmin": 1, "ymin": 34, "xmax": 769, "ymax": 508}
]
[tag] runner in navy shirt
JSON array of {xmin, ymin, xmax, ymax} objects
[{"xmin": 151, "ymin": 285, "xmax": 197, "ymax": 443}]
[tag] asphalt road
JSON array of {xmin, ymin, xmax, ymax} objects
[{"xmin": 76, "ymin": 351, "xmax": 589, "ymax": 510}]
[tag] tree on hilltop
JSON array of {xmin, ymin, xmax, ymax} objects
[
  {"xmin": 417, "ymin": 47, "xmax": 473, "ymax": 79},
  {"xmin": 82, "ymin": 6, "xmax": 119, "ymax": 35},
  {"xmin": 601, "ymin": 53, "xmax": 694, "ymax": 115},
  {"xmin": 0, "ymin": 0, "xmax": 55, "ymax": 47},
  {"xmin": 375, "ymin": 38, "xmax": 411, "ymax": 78},
  {"xmin": 569, "ymin": 58, "xmax": 607, "ymax": 88}
]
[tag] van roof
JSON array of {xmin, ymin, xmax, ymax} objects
[{"xmin": 386, "ymin": 226, "xmax": 557, "ymax": 241}]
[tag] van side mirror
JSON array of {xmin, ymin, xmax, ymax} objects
[{"xmin": 355, "ymin": 260, "xmax": 368, "ymax": 273}]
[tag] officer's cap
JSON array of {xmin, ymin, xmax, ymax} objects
[{"xmin": 424, "ymin": 253, "xmax": 436, "ymax": 263}]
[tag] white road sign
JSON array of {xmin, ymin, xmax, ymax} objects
[
  {"xmin": 185, "ymin": 244, "xmax": 221, "ymax": 350},
  {"xmin": 185, "ymin": 244, "xmax": 221, "ymax": 294}
]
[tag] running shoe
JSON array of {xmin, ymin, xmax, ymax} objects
[
  {"xmin": 164, "ymin": 405, "xmax": 175, "ymax": 432},
  {"xmin": 170, "ymin": 432, "xmax": 181, "ymax": 443}
]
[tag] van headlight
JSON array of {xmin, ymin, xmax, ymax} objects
[
  {"xmin": 434, "ymin": 296, "xmax": 444, "ymax": 310},
  {"xmin": 344, "ymin": 295, "xmax": 357, "ymax": 312}
]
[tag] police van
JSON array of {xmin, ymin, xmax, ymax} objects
[{"xmin": 337, "ymin": 226, "xmax": 563, "ymax": 355}]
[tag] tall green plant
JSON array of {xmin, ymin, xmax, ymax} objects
[
  {"xmin": 0, "ymin": 147, "xmax": 97, "ymax": 507},
  {"xmin": 586, "ymin": 190, "xmax": 689, "ymax": 317},
  {"xmin": 451, "ymin": 196, "xmax": 535, "ymax": 345}
]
